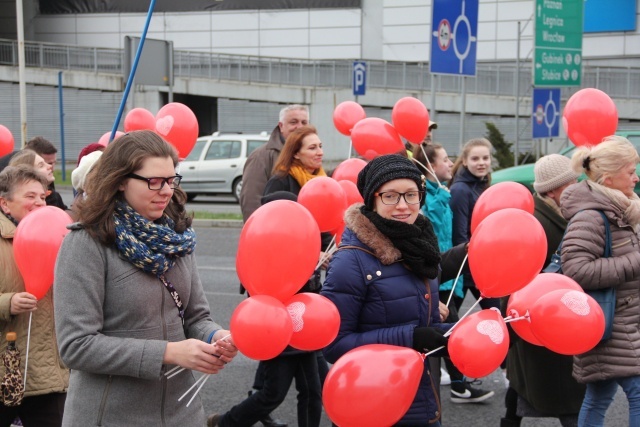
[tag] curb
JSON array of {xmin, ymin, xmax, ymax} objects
[{"xmin": 192, "ymin": 219, "xmax": 243, "ymax": 228}]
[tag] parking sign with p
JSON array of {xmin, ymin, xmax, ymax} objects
[{"xmin": 353, "ymin": 61, "xmax": 366, "ymax": 96}]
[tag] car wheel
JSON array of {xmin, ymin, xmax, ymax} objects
[
  {"xmin": 186, "ymin": 193, "xmax": 197, "ymax": 202},
  {"xmin": 233, "ymin": 177, "xmax": 242, "ymax": 202}
]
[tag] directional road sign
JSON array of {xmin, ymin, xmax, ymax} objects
[
  {"xmin": 532, "ymin": 88, "xmax": 561, "ymax": 138},
  {"xmin": 353, "ymin": 61, "xmax": 366, "ymax": 96},
  {"xmin": 430, "ymin": 0, "xmax": 479, "ymax": 76},
  {"xmin": 534, "ymin": 0, "xmax": 583, "ymax": 87}
]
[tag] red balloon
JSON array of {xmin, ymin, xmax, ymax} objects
[
  {"xmin": 13, "ymin": 206, "xmax": 73, "ymax": 300},
  {"xmin": 298, "ymin": 177, "xmax": 348, "ymax": 232},
  {"xmin": 468, "ymin": 209, "xmax": 547, "ymax": 298},
  {"xmin": 331, "ymin": 158, "xmax": 367, "ymax": 185},
  {"xmin": 449, "ymin": 309, "xmax": 509, "ymax": 378},
  {"xmin": 98, "ymin": 131, "xmax": 125, "ymax": 147},
  {"xmin": 323, "ymin": 344, "xmax": 424, "ymax": 427},
  {"xmin": 230, "ymin": 295, "xmax": 293, "ymax": 360},
  {"xmin": 337, "ymin": 180, "xmax": 363, "ymax": 207},
  {"xmin": 155, "ymin": 102, "xmax": 199, "ymax": 159},
  {"xmin": 236, "ymin": 200, "xmax": 320, "ymax": 302},
  {"xmin": 471, "ymin": 182, "xmax": 534, "ymax": 234},
  {"xmin": 124, "ymin": 108, "xmax": 156, "ymax": 132},
  {"xmin": 562, "ymin": 88, "xmax": 618, "ymax": 147},
  {"xmin": 0, "ymin": 125, "xmax": 14, "ymax": 157},
  {"xmin": 507, "ymin": 273, "xmax": 583, "ymax": 345},
  {"xmin": 391, "ymin": 97, "xmax": 430, "ymax": 144},
  {"xmin": 333, "ymin": 101, "xmax": 366, "ymax": 136},
  {"xmin": 530, "ymin": 289, "xmax": 605, "ymax": 355},
  {"xmin": 351, "ymin": 118, "xmax": 405, "ymax": 160},
  {"xmin": 285, "ymin": 293, "xmax": 340, "ymax": 351}
]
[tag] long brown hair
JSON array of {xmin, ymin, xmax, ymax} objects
[
  {"xmin": 77, "ymin": 130, "xmax": 192, "ymax": 245},
  {"xmin": 449, "ymin": 138, "xmax": 493, "ymax": 188},
  {"xmin": 272, "ymin": 125, "xmax": 318, "ymax": 177},
  {"xmin": 412, "ymin": 143, "xmax": 443, "ymax": 176},
  {"xmin": 8, "ymin": 149, "xmax": 38, "ymax": 168}
]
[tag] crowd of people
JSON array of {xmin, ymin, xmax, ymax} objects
[{"xmin": 0, "ymin": 105, "xmax": 638, "ymax": 427}]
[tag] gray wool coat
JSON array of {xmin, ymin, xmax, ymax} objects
[
  {"xmin": 54, "ymin": 228, "xmax": 222, "ymax": 427},
  {"xmin": 561, "ymin": 181, "xmax": 640, "ymax": 384}
]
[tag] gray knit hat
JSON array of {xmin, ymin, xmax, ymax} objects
[
  {"xmin": 533, "ymin": 154, "xmax": 580, "ymax": 194},
  {"xmin": 357, "ymin": 154, "xmax": 425, "ymax": 208}
]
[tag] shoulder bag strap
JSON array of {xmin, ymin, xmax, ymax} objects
[{"xmin": 596, "ymin": 210, "xmax": 612, "ymax": 258}]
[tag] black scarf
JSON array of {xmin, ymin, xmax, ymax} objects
[{"xmin": 360, "ymin": 205, "xmax": 441, "ymax": 279}]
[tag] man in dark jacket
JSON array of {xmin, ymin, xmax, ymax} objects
[
  {"xmin": 501, "ymin": 154, "xmax": 584, "ymax": 427},
  {"xmin": 25, "ymin": 136, "xmax": 67, "ymax": 210}
]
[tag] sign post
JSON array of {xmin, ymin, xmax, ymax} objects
[{"xmin": 533, "ymin": 0, "xmax": 583, "ymax": 87}]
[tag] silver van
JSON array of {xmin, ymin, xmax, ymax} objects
[{"xmin": 179, "ymin": 132, "xmax": 269, "ymax": 201}]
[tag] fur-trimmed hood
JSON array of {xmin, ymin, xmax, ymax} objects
[{"xmin": 343, "ymin": 204, "xmax": 401, "ymax": 265}]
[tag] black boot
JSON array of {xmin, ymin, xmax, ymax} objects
[{"xmin": 260, "ymin": 414, "xmax": 288, "ymax": 427}]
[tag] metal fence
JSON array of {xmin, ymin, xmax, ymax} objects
[{"xmin": 1, "ymin": 38, "xmax": 639, "ymax": 100}]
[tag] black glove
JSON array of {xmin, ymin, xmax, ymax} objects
[{"xmin": 412, "ymin": 327, "xmax": 448, "ymax": 352}]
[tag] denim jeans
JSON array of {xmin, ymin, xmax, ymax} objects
[{"xmin": 578, "ymin": 375, "xmax": 640, "ymax": 426}]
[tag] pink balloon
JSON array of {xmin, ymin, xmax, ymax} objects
[
  {"xmin": 333, "ymin": 101, "xmax": 366, "ymax": 136},
  {"xmin": 98, "ymin": 131, "xmax": 124, "ymax": 147},
  {"xmin": 337, "ymin": 180, "xmax": 363, "ymax": 207},
  {"xmin": 14, "ymin": 206, "xmax": 73, "ymax": 300},
  {"xmin": 230, "ymin": 295, "xmax": 293, "ymax": 360},
  {"xmin": 323, "ymin": 344, "xmax": 424, "ymax": 427},
  {"xmin": 124, "ymin": 108, "xmax": 156, "ymax": 132},
  {"xmin": 286, "ymin": 293, "xmax": 340, "ymax": 351},
  {"xmin": 530, "ymin": 289, "xmax": 605, "ymax": 355},
  {"xmin": 351, "ymin": 118, "xmax": 405, "ymax": 160},
  {"xmin": 332, "ymin": 158, "xmax": 367, "ymax": 185},
  {"xmin": 391, "ymin": 97, "xmax": 430, "ymax": 144},
  {"xmin": 448, "ymin": 309, "xmax": 509, "ymax": 378},
  {"xmin": 507, "ymin": 273, "xmax": 583, "ymax": 345},
  {"xmin": 470, "ymin": 182, "xmax": 534, "ymax": 234},
  {"xmin": 236, "ymin": 200, "xmax": 320, "ymax": 302},
  {"xmin": 298, "ymin": 177, "xmax": 348, "ymax": 232},
  {"xmin": 0, "ymin": 125, "xmax": 14, "ymax": 157},
  {"xmin": 563, "ymin": 88, "xmax": 618, "ymax": 147}
]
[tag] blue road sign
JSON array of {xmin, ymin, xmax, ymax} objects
[
  {"xmin": 430, "ymin": 0, "xmax": 479, "ymax": 76},
  {"xmin": 532, "ymin": 88, "xmax": 561, "ymax": 138},
  {"xmin": 353, "ymin": 61, "xmax": 366, "ymax": 96}
]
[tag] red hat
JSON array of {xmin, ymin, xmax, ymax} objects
[{"xmin": 77, "ymin": 143, "xmax": 105, "ymax": 166}]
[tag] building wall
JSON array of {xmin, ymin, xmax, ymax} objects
[{"xmin": 30, "ymin": 1, "xmax": 640, "ymax": 61}]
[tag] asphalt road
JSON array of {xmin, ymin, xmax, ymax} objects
[{"xmin": 56, "ymin": 188, "xmax": 629, "ymax": 426}]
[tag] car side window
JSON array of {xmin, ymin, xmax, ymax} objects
[
  {"xmin": 185, "ymin": 139, "xmax": 207, "ymax": 161},
  {"xmin": 230, "ymin": 141, "xmax": 241, "ymax": 158},
  {"xmin": 205, "ymin": 141, "xmax": 234, "ymax": 160},
  {"xmin": 247, "ymin": 140, "xmax": 266, "ymax": 157}
]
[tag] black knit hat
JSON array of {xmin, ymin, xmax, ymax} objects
[{"xmin": 357, "ymin": 154, "xmax": 425, "ymax": 208}]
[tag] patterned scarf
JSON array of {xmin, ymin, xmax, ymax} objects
[
  {"xmin": 360, "ymin": 205, "xmax": 441, "ymax": 279},
  {"xmin": 288, "ymin": 165, "xmax": 327, "ymax": 188},
  {"xmin": 113, "ymin": 200, "xmax": 196, "ymax": 276}
]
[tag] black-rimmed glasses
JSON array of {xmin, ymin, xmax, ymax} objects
[
  {"xmin": 126, "ymin": 173, "xmax": 182, "ymax": 190},
  {"xmin": 374, "ymin": 191, "xmax": 424, "ymax": 205}
]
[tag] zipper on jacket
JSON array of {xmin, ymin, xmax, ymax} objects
[
  {"xmin": 161, "ymin": 284, "xmax": 167, "ymax": 427},
  {"xmin": 96, "ymin": 375, "xmax": 113, "ymax": 426},
  {"xmin": 427, "ymin": 368, "xmax": 441, "ymax": 424}
]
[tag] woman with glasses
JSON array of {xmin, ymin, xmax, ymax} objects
[
  {"xmin": 321, "ymin": 154, "xmax": 467, "ymax": 426},
  {"xmin": 53, "ymin": 130, "xmax": 237, "ymax": 426}
]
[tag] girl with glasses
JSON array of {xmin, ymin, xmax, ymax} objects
[
  {"xmin": 321, "ymin": 154, "xmax": 468, "ymax": 426},
  {"xmin": 53, "ymin": 130, "xmax": 237, "ymax": 426}
]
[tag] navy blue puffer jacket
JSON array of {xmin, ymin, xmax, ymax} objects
[{"xmin": 322, "ymin": 205, "xmax": 458, "ymax": 425}]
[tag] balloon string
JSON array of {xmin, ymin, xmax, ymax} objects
[
  {"xmin": 165, "ymin": 333, "xmax": 232, "ymax": 379},
  {"xmin": 23, "ymin": 311, "xmax": 32, "ymax": 389},
  {"xmin": 315, "ymin": 234, "xmax": 337, "ymax": 271},
  {"xmin": 348, "ymin": 140, "xmax": 352, "ymax": 159},
  {"xmin": 186, "ymin": 374, "xmax": 210, "ymax": 407},
  {"xmin": 420, "ymin": 144, "xmax": 442, "ymax": 188},
  {"xmin": 445, "ymin": 254, "xmax": 468, "ymax": 308},
  {"xmin": 444, "ymin": 296, "xmax": 483, "ymax": 338},
  {"xmin": 423, "ymin": 345, "xmax": 445, "ymax": 357},
  {"xmin": 178, "ymin": 372, "xmax": 207, "ymax": 402},
  {"xmin": 504, "ymin": 314, "xmax": 529, "ymax": 324}
]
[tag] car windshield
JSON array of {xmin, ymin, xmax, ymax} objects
[{"xmin": 185, "ymin": 139, "xmax": 207, "ymax": 161}]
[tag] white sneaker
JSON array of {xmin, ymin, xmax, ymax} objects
[{"xmin": 440, "ymin": 368, "xmax": 451, "ymax": 386}]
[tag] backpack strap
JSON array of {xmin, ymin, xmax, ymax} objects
[{"xmin": 555, "ymin": 209, "xmax": 612, "ymax": 258}]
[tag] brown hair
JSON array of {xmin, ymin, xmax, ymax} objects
[
  {"xmin": 412, "ymin": 143, "xmax": 444, "ymax": 174},
  {"xmin": 26, "ymin": 136, "xmax": 57, "ymax": 155},
  {"xmin": 0, "ymin": 165, "xmax": 48, "ymax": 200},
  {"xmin": 8, "ymin": 149, "xmax": 38, "ymax": 168},
  {"xmin": 77, "ymin": 130, "xmax": 192, "ymax": 245},
  {"xmin": 272, "ymin": 125, "xmax": 319, "ymax": 177},
  {"xmin": 450, "ymin": 138, "xmax": 493, "ymax": 188}
]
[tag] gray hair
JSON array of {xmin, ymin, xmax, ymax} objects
[{"xmin": 279, "ymin": 104, "xmax": 309, "ymax": 123}]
